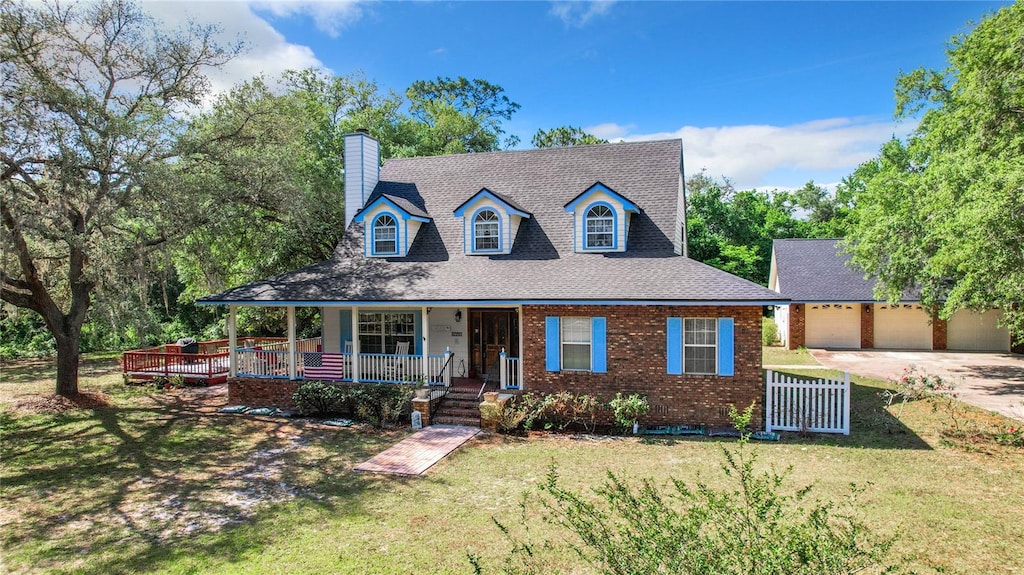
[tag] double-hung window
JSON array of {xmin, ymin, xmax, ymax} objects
[
  {"xmin": 560, "ymin": 317, "xmax": 592, "ymax": 370},
  {"xmin": 585, "ymin": 204, "xmax": 614, "ymax": 249},
  {"xmin": 474, "ymin": 209, "xmax": 499, "ymax": 251},
  {"xmin": 683, "ymin": 318, "xmax": 717, "ymax": 374},
  {"xmin": 358, "ymin": 312, "xmax": 414, "ymax": 354},
  {"xmin": 373, "ymin": 215, "xmax": 397, "ymax": 255}
]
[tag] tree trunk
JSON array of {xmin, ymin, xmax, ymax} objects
[{"xmin": 54, "ymin": 332, "xmax": 81, "ymax": 397}]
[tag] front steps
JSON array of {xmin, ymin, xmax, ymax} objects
[{"xmin": 431, "ymin": 388, "xmax": 482, "ymax": 426}]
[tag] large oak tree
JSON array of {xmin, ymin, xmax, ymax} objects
[
  {"xmin": 845, "ymin": 3, "xmax": 1024, "ymax": 341},
  {"xmin": 0, "ymin": 0, "xmax": 235, "ymax": 395}
]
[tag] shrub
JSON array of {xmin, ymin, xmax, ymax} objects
[
  {"xmin": 473, "ymin": 404, "xmax": 896, "ymax": 575},
  {"xmin": 348, "ymin": 383, "xmax": 416, "ymax": 428},
  {"xmin": 480, "ymin": 400, "xmax": 528, "ymax": 434},
  {"xmin": 996, "ymin": 425, "xmax": 1024, "ymax": 447},
  {"xmin": 762, "ymin": 316, "xmax": 779, "ymax": 346},
  {"xmin": 512, "ymin": 392, "xmax": 602, "ymax": 432},
  {"xmin": 293, "ymin": 380, "xmax": 347, "ymax": 416},
  {"xmin": 608, "ymin": 392, "xmax": 649, "ymax": 432}
]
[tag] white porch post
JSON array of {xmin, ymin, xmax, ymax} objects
[
  {"xmin": 422, "ymin": 305, "xmax": 430, "ymax": 381},
  {"xmin": 228, "ymin": 305, "xmax": 237, "ymax": 377},
  {"xmin": 517, "ymin": 305, "xmax": 525, "ymax": 390},
  {"xmin": 351, "ymin": 305, "xmax": 360, "ymax": 382},
  {"xmin": 499, "ymin": 347, "xmax": 507, "ymax": 389},
  {"xmin": 444, "ymin": 346, "xmax": 452, "ymax": 386},
  {"xmin": 287, "ymin": 305, "xmax": 297, "ymax": 380}
]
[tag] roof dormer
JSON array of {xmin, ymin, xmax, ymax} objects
[
  {"xmin": 352, "ymin": 194, "xmax": 431, "ymax": 258},
  {"xmin": 453, "ymin": 188, "xmax": 531, "ymax": 256},
  {"xmin": 563, "ymin": 182, "xmax": 639, "ymax": 253}
]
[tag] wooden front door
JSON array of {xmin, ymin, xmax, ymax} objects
[{"xmin": 469, "ymin": 309, "xmax": 519, "ymax": 379}]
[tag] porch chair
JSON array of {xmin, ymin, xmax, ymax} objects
[{"xmin": 385, "ymin": 341, "xmax": 410, "ymax": 381}]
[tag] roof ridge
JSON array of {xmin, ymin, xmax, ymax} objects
[{"xmin": 382, "ymin": 139, "xmax": 681, "ymax": 164}]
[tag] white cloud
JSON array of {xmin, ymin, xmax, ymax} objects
[
  {"xmin": 587, "ymin": 117, "xmax": 916, "ymax": 189},
  {"xmin": 550, "ymin": 0, "xmax": 616, "ymax": 27},
  {"xmin": 141, "ymin": 1, "xmax": 368, "ymax": 98},
  {"xmin": 250, "ymin": 0, "xmax": 366, "ymax": 38}
]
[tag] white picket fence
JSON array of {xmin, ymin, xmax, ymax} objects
[{"xmin": 765, "ymin": 370, "xmax": 850, "ymax": 435}]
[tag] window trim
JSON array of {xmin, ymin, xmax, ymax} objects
[
  {"xmin": 472, "ymin": 207, "xmax": 502, "ymax": 253},
  {"xmin": 560, "ymin": 316, "xmax": 593, "ymax": 371},
  {"xmin": 371, "ymin": 212, "xmax": 399, "ymax": 256},
  {"xmin": 581, "ymin": 201, "xmax": 617, "ymax": 251},
  {"xmin": 682, "ymin": 317, "xmax": 718, "ymax": 375},
  {"xmin": 357, "ymin": 311, "xmax": 416, "ymax": 355}
]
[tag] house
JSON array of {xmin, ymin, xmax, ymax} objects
[
  {"xmin": 768, "ymin": 238, "xmax": 1012, "ymax": 351},
  {"xmin": 198, "ymin": 132, "xmax": 787, "ymax": 426}
]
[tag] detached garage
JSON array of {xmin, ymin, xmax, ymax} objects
[{"xmin": 768, "ymin": 239, "xmax": 1013, "ymax": 352}]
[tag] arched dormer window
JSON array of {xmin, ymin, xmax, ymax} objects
[
  {"xmin": 585, "ymin": 204, "xmax": 615, "ymax": 249},
  {"xmin": 474, "ymin": 209, "xmax": 501, "ymax": 252},
  {"xmin": 373, "ymin": 214, "xmax": 398, "ymax": 255}
]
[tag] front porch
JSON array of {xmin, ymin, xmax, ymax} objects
[{"xmin": 221, "ymin": 304, "xmax": 525, "ymax": 390}]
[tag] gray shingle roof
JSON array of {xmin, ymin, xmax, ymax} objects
[
  {"xmin": 201, "ymin": 141, "xmax": 785, "ymax": 304},
  {"xmin": 772, "ymin": 238, "xmax": 917, "ymax": 302}
]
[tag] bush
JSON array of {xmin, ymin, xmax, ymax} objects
[
  {"xmin": 480, "ymin": 401, "xmax": 528, "ymax": 434},
  {"xmin": 348, "ymin": 383, "xmax": 416, "ymax": 428},
  {"xmin": 513, "ymin": 392, "xmax": 601, "ymax": 432},
  {"xmin": 293, "ymin": 380, "xmax": 347, "ymax": 416},
  {"xmin": 472, "ymin": 404, "xmax": 896, "ymax": 575},
  {"xmin": 608, "ymin": 392, "xmax": 649, "ymax": 432},
  {"xmin": 762, "ymin": 316, "xmax": 779, "ymax": 346}
]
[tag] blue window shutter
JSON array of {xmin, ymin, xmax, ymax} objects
[
  {"xmin": 667, "ymin": 317, "xmax": 682, "ymax": 375},
  {"xmin": 545, "ymin": 316, "xmax": 560, "ymax": 372},
  {"xmin": 718, "ymin": 317, "xmax": 735, "ymax": 376},
  {"xmin": 591, "ymin": 317, "xmax": 607, "ymax": 373}
]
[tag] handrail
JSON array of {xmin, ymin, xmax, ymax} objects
[{"xmin": 476, "ymin": 373, "xmax": 490, "ymax": 400}]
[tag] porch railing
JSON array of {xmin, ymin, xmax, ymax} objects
[
  {"xmin": 124, "ymin": 336, "xmax": 288, "ymax": 382},
  {"xmin": 499, "ymin": 348, "xmax": 522, "ymax": 389},
  {"xmin": 235, "ymin": 337, "xmax": 322, "ymax": 379},
  {"xmin": 236, "ymin": 345, "xmax": 455, "ymax": 385}
]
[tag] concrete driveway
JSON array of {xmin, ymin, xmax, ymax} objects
[{"xmin": 809, "ymin": 349, "xmax": 1024, "ymax": 422}]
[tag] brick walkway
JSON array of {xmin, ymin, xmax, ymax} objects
[{"xmin": 354, "ymin": 425, "xmax": 480, "ymax": 476}]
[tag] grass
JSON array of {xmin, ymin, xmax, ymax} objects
[
  {"xmin": 2, "ymin": 356, "xmax": 1023, "ymax": 574},
  {"xmin": 763, "ymin": 345, "xmax": 821, "ymax": 366}
]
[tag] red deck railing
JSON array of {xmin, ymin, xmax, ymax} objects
[{"xmin": 122, "ymin": 337, "xmax": 287, "ymax": 384}]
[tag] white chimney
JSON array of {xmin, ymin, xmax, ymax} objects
[{"xmin": 344, "ymin": 130, "xmax": 380, "ymax": 228}]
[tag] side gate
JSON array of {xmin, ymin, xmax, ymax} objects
[{"xmin": 765, "ymin": 370, "xmax": 851, "ymax": 435}]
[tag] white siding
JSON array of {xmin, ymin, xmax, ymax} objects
[
  {"xmin": 426, "ymin": 307, "xmax": 470, "ymax": 375},
  {"xmin": 874, "ymin": 304, "xmax": 933, "ymax": 349},
  {"xmin": 948, "ymin": 309, "xmax": 1011, "ymax": 351},
  {"xmin": 775, "ymin": 304, "xmax": 790, "ymax": 347},
  {"xmin": 806, "ymin": 304, "xmax": 861, "ymax": 349},
  {"xmin": 321, "ymin": 308, "xmax": 341, "ymax": 353}
]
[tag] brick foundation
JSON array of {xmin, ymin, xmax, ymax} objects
[
  {"xmin": 787, "ymin": 304, "xmax": 805, "ymax": 350},
  {"xmin": 932, "ymin": 317, "xmax": 947, "ymax": 350},
  {"xmin": 860, "ymin": 304, "xmax": 874, "ymax": 348},
  {"xmin": 228, "ymin": 377, "xmax": 301, "ymax": 408},
  {"xmin": 521, "ymin": 305, "xmax": 764, "ymax": 427}
]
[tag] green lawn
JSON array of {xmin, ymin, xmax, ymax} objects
[
  {"xmin": 763, "ymin": 345, "xmax": 821, "ymax": 366},
  {"xmin": 2, "ymin": 356, "xmax": 1023, "ymax": 574}
]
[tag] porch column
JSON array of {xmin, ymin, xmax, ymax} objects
[
  {"xmin": 422, "ymin": 305, "xmax": 430, "ymax": 381},
  {"xmin": 228, "ymin": 305, "xmax": 237, "ymax": 377},
  {"xmin": 351, "ymin": 305, "xmax": 360, "ymax": 382},
  {"xmin": 517, "ymin": 305, "xmax": 525, "ymax": 390},
  {"xmin": 287, "ymin": 305, "xmax": 297, "ymax": 380}
]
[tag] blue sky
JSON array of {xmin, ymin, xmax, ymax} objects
[{"xmin": 147, "ymin": 1, "xmax": 1009, "ymax": 189}]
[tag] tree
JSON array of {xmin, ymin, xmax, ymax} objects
[
  {"xmin": 845, "ymin": 3, "xmax": 1024, "ymax": 340},
  {"xmin": 531, "ymin": 126, "xmax": 608, "ymax": 148},
  {"xmin": 0, "ymin": 0, "xmax": 235, "ymax": 395},
  {"xmin": 406, "ymin": 76, "xmax": 520, "ymax": 153},
  {"xmin": 685, "ymin": 173, "xmax": 807, "ymax": 285},
  {"xmin": 790, "ymin": 180, "xmax": 855, "ymax": 238}
]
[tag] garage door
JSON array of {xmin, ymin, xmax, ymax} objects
[
  {"xmin": 948, "ymin": 309, "xmax": 1010, "ymax": 351},
  {"xmin": 874, "ymin": 304, "xmax": 932, "ymax": 349},
  {"xmin": 806, "ymin": 304, "xmax": 861, "ymax": 348}
]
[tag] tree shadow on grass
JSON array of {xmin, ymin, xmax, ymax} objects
[{"xmin": 1, "ymin": 390, "xmax": 408, "ymax": 574}]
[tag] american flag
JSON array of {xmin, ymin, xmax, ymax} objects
[{"xmin": 303, "ymin": 352, "xmax": 345, "ymax": 380}]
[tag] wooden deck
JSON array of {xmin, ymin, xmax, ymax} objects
[{"xmin": 354, "ymin": 425, "xmax": 479, "ymax": 476}]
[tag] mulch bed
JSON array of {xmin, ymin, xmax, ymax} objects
[{"xmin": 12, "ymin": 391, "xmax": 113, "ymax": 413}]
